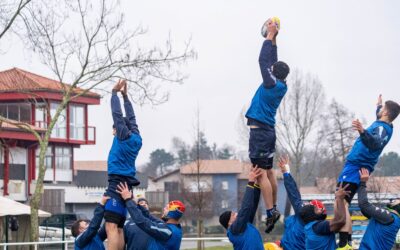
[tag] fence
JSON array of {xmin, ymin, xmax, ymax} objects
[{"xmin": 0, "ymin": 237, "xmax": 230, "ymax": 250}]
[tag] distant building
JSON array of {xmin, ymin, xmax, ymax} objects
[{"xmin": 147, "ymin": 159, "xmax": 286, "ymax": 228}]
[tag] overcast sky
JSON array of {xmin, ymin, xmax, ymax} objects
[{"xmin": 1, "ymin": 0, "xmax": 400, "ymax": 165}]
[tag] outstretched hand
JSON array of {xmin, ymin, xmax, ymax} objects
[
  {"xmin": 359, "ymin": 168, "xmax": 370, "ymax": 182},
  {"xmin": 121, "ymin": 80, "xmax": 128, "ymax": 96},
  {"xmin": 278, "ymin": 155, "xmax": 290, "ymax": 173},
  {"xmin": 266, "ymin": 19, "xmax": 278, "ymax": 40},
  {"xmin": 377, "ymin": 94, "xmax": 382, "ymax": 106},
  {"xmin": 249, "ymin": 166, "xmax": 263, "ymax": 182},
  {"xmin": 113, "ymin": 79, "xmax": 124, "ymax": 92},
  {"xmin": 352, "ymin": 119, "xmax": 364, "ymax": 134},
  {"xmin": 335, "ymin": 182, "xmax": 351, "ymax": 199},
  {"xmin": 117, "ymin": 182, "xmax": 132, "ymax": 200},
  {"xmin": 100, "ymin": 196, "xmax": 110, "ymax": 206}
]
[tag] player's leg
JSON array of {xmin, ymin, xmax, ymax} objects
[
  {"xmin": 106, "ymin": 221, "xmax": 120, "ymax": 250},
  {"xmin": 336, "ymin": 182, "xmax": 358, "ymax": 249},
  {"xmin": 104, "ymin": 197, "xmax": 127, "ymax": 250},
  {"xmin": 267, "ymin": 168, "xmax": 278, "ymax": 208}
]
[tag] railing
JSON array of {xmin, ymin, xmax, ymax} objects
[{"xmin": 0, "ymin": 237, "xmax": 230, "ymax": 250}]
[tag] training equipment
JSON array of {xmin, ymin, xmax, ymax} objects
[{"xmin": 261, "ymin": 17, "xmax": 281, "ymax": 38}]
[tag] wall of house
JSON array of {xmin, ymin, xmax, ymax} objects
[
  {"xmin": 147, "ymin": 172, "xmax": 181, "ymax": 192},
  {"xmin": 212, "ymin": 174, "xmax": 238, "ymax": 215}
]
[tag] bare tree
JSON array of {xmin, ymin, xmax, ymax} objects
[
  {"xmin": 276, "ymin": 69, "xmax": 326, "ymax": 184},
  {"xmin": 0, "ymin": 0, "xmax": 194, "ymax": 242},
  {"xmin": 0, "ymin": 0, "xmax": 32, "ymax": 42}
]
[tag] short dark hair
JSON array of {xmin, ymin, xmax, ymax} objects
[
  {"xmin": 272, "ymin": 61, "xmax": 290, "ymax": 81},
  {"xmin": 219, "ymin": 211, "xmax": 232, "ymax": 229},
  {"xmin": 385, "ymin": 100, "xmax": 400, "ymax": 122},
  {"xmin": 71, "ymin": 219, "xmax": 86, "ymax": 237}
]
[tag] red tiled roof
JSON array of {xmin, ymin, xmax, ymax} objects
[
  {"xmin": 74, "ymin": 161, "xmax": 108, "ymax": 174},
  {"xmin": 0, "ymin": 68, "xmax": 100, "ymax": 98}
]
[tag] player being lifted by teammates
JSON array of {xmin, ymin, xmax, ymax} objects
[
  {"xmin": 245, "ymin": 17, "xmax": 290, "ymax": 232},
  {"xmin": 336, "ymin": 95, "xmax": 400, "ymax": 249}
]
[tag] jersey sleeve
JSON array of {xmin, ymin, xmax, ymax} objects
[
  {"xmin": 312, "ymin": 220, "xmax": 332, "ymax": 235},
  {"xmin": 283, "ymin": 173, "xmax": 303, "ymax": 214},
  {"xmin": 75, "ymin": 204, "xmax": 105, "ymax": 248},
  {"xmin": 360, "ymin": 125, "xmax": 389, "ymax": 151},
  {"xmin": 259, "ymin": 40, "xmax": 277, "ymax": 88},
  {"xmin": 229, "ymin": 184, "xmax": 255, "ymax": 234},
  {"xmin": 111, "ymin": 91, "xmax": 131, "ymax": 140},
  {"xmin": 123, "ymin": 95, "xmax": 140, "ymax": 135}
]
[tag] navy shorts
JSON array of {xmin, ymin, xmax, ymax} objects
[
  {"xmin": 249, "ymin": 126, "xmax": 276, "ymax": 169},
  {"xmin": 104, "ymin": 198, "xmax": 127, "ymax": 228}
]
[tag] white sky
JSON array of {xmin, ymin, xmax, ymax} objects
[{"xmin": 1, "ymin": 0, "xmax": 400, "ymax": 165}]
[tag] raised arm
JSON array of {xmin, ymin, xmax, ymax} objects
[
  {"xmin": 352, "ymin": 119, "xmax": 389, "ymax": 151},
  {"xmin": 278, "ymin": 156, "xmax": 303, "ymax": 214},
  {"xmin": 111, "ymin": 85, "xmax": 131, "ymax": 140},
  {"xmin": 358, "ymin": 169, "xmax": 394, "ymax": 225},
  {"xmin": 376, "ymin": 94, "xmax": 383, "ymax": 119},
  {"xmin": 138, "ymin": 204, "xmax": 163, "ymax": 223},
  {"xmin": 259, "ymin": 20, "xmax": 279, "ymax": 88},
  {"xmin": 249, "ymin": 184, "xmax": 261, "ymax": 224},
  {"xmin": 329, "ymin": 183, "xmax": 349, "ymax": 232},
  {"xmin": 121, "ymin": 81, "xmax": 140, "ymax": 135},
  {"xmin": 117, "ymin": 183, "xmax": 172, "ymax": 242},
  {"xmin": 230, "ymin": 167, "xmax": 262, "ymax": 234},
  {"xmin": 75, "ymin": 197, "xmax": 109, "ymax": 248}
]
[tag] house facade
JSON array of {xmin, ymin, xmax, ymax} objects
[{"xmin": 0, "ymin": 68, "xmax": 99, "ymax": 209}]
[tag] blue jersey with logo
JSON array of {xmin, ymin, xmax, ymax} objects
[
  {"xmin": 304, "ymin": 221, "xmax": 336, "ymax": 250},
  {"xmin": 360, "ymin": 213, "xmax": 400, "ymax": 250},
  {"xmin": 338, "ymin": 119, "xmax": 393, "ymax": 184},
  {"xmin": 228, "ymin": 223, "xmax": 264, "ymax": 250}
]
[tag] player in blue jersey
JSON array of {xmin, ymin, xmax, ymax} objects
[
  {"xmin": 245, "ymin": 18, "xmax": 290, "ymax": 233},
  {"xmin": 117, "ymin": 182, "xmax": 185, "ymax": 250},
  {"xmin": 299, "ymin": 183, "xmax": 349, "ymax": 250},
  {"xmin": 336, "ymin": 95, "xmax": 400, "ymax": 248},
  {"xmin": 277, "ymin": 155, "xmax": 326, "ymax": 250},
  {"xmin": 105, "ymin": 80, "xmax": 143, "ymax": 250},
  {"xmin": 124, "ymin": 197, "xmax": 164, "ymax": 250},
  {"xmin": 219, "ymin": 167, "xmax": 264, "ymax": 250},
  {"xmin": 72, "ymin": 196, "xmax": 109, "ymax": 250},
  {"xmin": 358, "ymin": 168, "xmax": 400, "ymax": 250}
]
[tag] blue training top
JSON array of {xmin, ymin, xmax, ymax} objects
[
  {"xmin": 245, "ymin": 40, "xmax": 287, "ymax": 127},
  {"xmin": 359, "ymin": 213, "xmax": 400, "ymax": 250},
  {"xmin": 228, "ymin": 223, "xmax": 263, "ymax": 250},
  {"xmin": 304, "ymin": 221, "xmax": 336, "ymax": 250},
  {"xmin": 108, "ymin": 92, "xmax": 142, "ymax": 177},
  {"xmin": 338, "ymin": 107, "xmax": 393, "ymax": 184},
  {"xmin": 281, "ymin": 173, "xmax": 305, "ymax": 250}
]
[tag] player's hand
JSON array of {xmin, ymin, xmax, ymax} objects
[
  {"xmin": 117, "ymin": 182, "xmax": 133, "ymax": 200},
  {"xmin": 352, "ymin": 119, "xmax": 364, "ymax": 134},
  {"xmin": 359, "ymin": 168, "xmax": 370, "ymax": 182},
  {"xmin": 278, "ymin": 155, "xmax": 290, "ymax": 173},
  {"xmin": 249, "ymin": 166, "xmax": 263, "ymax": 182},
  {"xmin": 377, "ymin": 94, "xmax": 382, "ymax": 106},
  {"xmin": 266, "ymin": 19, "xmax": 278, "ymax": 39},
  {"xmin": 121, "ymin": 80, "xmax": 128, "ymax": 96},
  {"xmin": 100, "ymin": 196, "xmax": 110, "ymax": 206},
  {"xmin": 113, "ymin": 79, "xmax": 124, "ymax": 92},
  {"xmin": 335, "ymin": 182, "xmax": 351, "ymax": 199}
]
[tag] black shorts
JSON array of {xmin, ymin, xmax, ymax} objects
[
  {"xmin": 104, "ymin": 211, "xmax": 126, "ymax": 228},
  {"xmin": 249, "ymin": 126, "xmax": 276, "ymax": 169},
  {"xmin": 336, "ymin": 182, "xmax": 359, "ymax": 204}
]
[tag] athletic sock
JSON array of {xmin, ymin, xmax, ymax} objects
[
  {"xmin": 273, "ymin": 204, "xmax": 277, "ymax": 211},
  {"xmin": 338, "ymin": 232, "xmax": 349, "ymax": 247},
  {"xmin": 266, "ymin": 208, "xmax": 274, "ymax": 218},
  {"xmin": 348, "ymin": 234, "xmax": 352, "ymax": 246}
]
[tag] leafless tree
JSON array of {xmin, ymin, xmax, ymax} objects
[
  {"xmin": 0, "ymin": 0, "xmax": 32, "ymax": 42},
  {"xmin": 276, "ymin": 69, "xmax": 326, "ymax": 185},
  {"xmin": 0, "ymin": 0, "xmax": 195, "ymax": 242}
]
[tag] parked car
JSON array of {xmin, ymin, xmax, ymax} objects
[{"xmin": 40, "ymin": 213, "xmax": 87, "ymax": 229}]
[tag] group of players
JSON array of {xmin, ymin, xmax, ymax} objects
[
  {"xmin": 70, "ymin": 17, "xmax": 400, "ymax": 250},
  {"xmin": 218, "ymin": 18, "xmax": 400, "ymax": 250}
]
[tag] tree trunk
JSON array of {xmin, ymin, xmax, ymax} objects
[{"xmin": 196, "ymin": 219, "xmax": 204, "ymax": 250}]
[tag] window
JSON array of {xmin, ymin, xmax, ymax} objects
[
  {"xmin": 35, "ymin": 103, "xmax": 47, "ymax": 128},
  {"xmin": 36, "ymin": 147, "xmax": 53, "ymax": 169},
  {"xmin": 69, "ymin": 105, "xmax": 85, "ymax": 140},
  {"xmin": 221, "ymin": 200, "xmax": 228, "ymax": 209},
  {"xmin": 0, "ymin": 103, "xmax": 31, "ymax": 123},
  {"xmin": 55, "ymin": 146, "xmax": 71, "ymax": 170},
  {"xmin": 221, "ymin": 181, "xmax": 229, "ymax": 190},
  {"xmin": 50, "ymin": 103, "xmax": 66, "ymax": 138},
  {"xmin": 164, "ymin": 182, "xmax": 179, "ymax": 192}
]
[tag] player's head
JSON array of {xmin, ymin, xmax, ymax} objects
[
  {"xmin": 300, "ymin": 199, "xmax": 327, "ymax": 224},
  {"xmin": 137, "ymin": 197, "xmax": 149, "ymax": 210},
  {"xmin": 162, "ymin": 200, "xmax": 185, "ymax": 221},
  {"xmin": 378, "ymin": 100, "xmax": 400, "ymax": 122},
  {"xmin": 272, "ymin": 61, "xmax": 290, "ymax": 82},
  {"xmin": 387, "ymin": 199, "xmax": 400, "ymax": 215},
  {"xmin": 219, "ymin": 210, "xmax": 238, "ymax": 230},
  {"xmin": 71, "ymin": 219, "xmax": 90, "ymax": 237}
]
